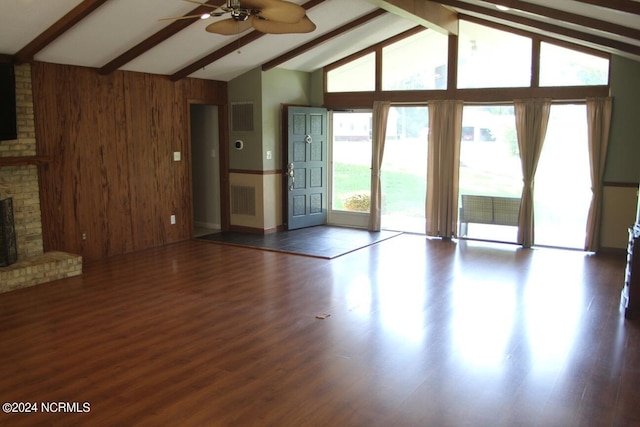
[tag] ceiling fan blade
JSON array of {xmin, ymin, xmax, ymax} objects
[
  {"xmin": 206, "ymin": 18, "xmax": 254, "ymax": 35},
  {"xmin": 251, "ymin": 15, "xmax": 316, "ymax": 34},
  {"xmin": 243, "ymin": 0, "xmax": 306, "ymax": 24}
]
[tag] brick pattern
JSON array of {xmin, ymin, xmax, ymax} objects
[
  {"xmin": 0, "ymin": 63, "xmax": 82, "ymax": 291},
  {"xmin": 0, "ymin": 166, "xmax": 43, "ymax": 258},
  {"xmin": 0, "ymin": 63, "xmax": 36, "ymax": 156},
  {"xmin": 0, "ymin": 252, "xmax": 82, "ymax": 293},
  {"xmin": 0, "ymin": 63, "xmax": 43, "ymax": 258}
]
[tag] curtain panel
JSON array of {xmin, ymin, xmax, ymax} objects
[
  {"xmin": 426, "ymin": 100, "xmax": 464, "ymax": 238},
  {"xmin": 584, "ymin": 97, "xmax": 613, "ymax": 252},
  {"xmin": 514, "ymin": 98, "xmax": 551, "ymax": 248},
  {"xmin": 368, "ymin": 101, "xmax": 391, "ymax": 231}
]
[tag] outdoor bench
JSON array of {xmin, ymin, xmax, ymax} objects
[{"xmin": 458, "ymin": 194, "xmax": 521, "ymax": 236}]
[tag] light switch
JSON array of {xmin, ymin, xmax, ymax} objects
[
  {"xmin": 266, "ymin": 150, "xmax": 272, "ymax": 160},
  {"xmin": 173, "ymin": 152, "xmax": 181, "ymax": 161}
]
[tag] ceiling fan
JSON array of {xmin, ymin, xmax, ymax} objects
[{"xmin": 167, "ymin": 0, "xmax": 316, "ymax": 35}]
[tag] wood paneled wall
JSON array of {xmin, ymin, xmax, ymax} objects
[{"xmin": 32, "ymin": 62, "xmax": 227, "ymax": 261}]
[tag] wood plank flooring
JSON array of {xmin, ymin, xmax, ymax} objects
[{"xmin": 0, "ymin": 235, "xmax": 638, "ymax": 426}]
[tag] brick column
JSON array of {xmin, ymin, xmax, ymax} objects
[{"xmin": 0, "ymin": 63, "xmax": 44, "ymax": 259}]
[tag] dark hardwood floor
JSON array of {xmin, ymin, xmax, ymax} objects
[{"xmin": 1, "ymin": 234, "xmax": 638, "ymax": 426}]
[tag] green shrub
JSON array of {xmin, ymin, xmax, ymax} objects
[{"xmin": 342, "ymin": 192, "xmax": 370, "ymax": 212}]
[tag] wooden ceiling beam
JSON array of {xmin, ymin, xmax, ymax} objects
[
  {"xmin": 364, "ymin": 0, "xmax": 458, "ymax": 35},
  {"xmin": 462, "ymin": 11, "xmax": 640, "ymax": 57},
  {"xmin": 480, "ymin": 0, "xmax": 640, "ymax": 41},
  {"xmin": 14, "ymin": 0, "xmax": 110, "ymax": 65},
  {"xmin": 433, "ymin": 0, "xmax": 640, "ymax": 58},
  {"xmin": 170, "ymin": 0, "xmax": 327, "ymax": 81},
  {"xmin": 99, "ymin": 0, "xmax": 224, "ymax": 75},
  {"xmin": 170, "ymin": 30, "xmax": 265, "ymax": 81},
  {"xmin": 570, "ymin": 0, "xmax": 640, "ymax": 16},
  {"xmin": 262, "ymin": 9, "xmax": 387, "ymax": 72}
]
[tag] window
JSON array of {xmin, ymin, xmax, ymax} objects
[
  {"xmin": 326, "ymin": 53, "xmax": 376, "ymax": 93},
  {"xmin": 539, "ymin": 42, "xmax": 609, "ymax": 86},
  {"xmin": 331, "ymin": 111, "xmax": 372, "ymax": 213},
  {"xmin": 533, "ymin": 104, "xmax": 591, "ymax": 249},
  {"xmin": 382, "ymin": 30, "xmax": 448, "ymax": 90},
  {"xmin": 381, "ymin": 107, "xmax": 429, "ymax": 233},
  {"xmin": 458, "ymin": 105, "xmax": 522, "ymax": 242},
  {"xmin": 458, "ymin": 21, "xmax": 532, "ymax": 89}
]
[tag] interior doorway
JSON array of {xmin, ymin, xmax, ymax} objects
[{"xmin": 190, "ymin": 104, "xmax": 221, "ymax": 237}]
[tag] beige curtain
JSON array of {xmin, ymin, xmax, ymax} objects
[
  {"xmin": 426, "ymin": 100, "xmax": 464, "ymax": 238},
  {"xmin": 584, "ymin": 97, "xmax": 613, "ymax": 252},
  {"xmin": 368, "ymin": 101, "xmax": 391, "ymax": 231},
  {"xmin": 514, "ymin": 98, "xmax": 551, "ymax": 248}
]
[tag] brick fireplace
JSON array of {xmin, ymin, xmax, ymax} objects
[{"xmin": 0, "ymin": 63, "xmax": 82, "ymax": 293}]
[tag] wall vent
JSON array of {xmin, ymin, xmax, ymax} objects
[
  {"xmin": 231, "ymin": 185, "xmax": 256, "ymax": 216},
  {"xmin": 231, "ymin": 102, "xmax": 254, "ymax": 132}
]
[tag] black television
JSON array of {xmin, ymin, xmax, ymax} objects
[{"xmin": 0, "ymin": 62, "xmax": 17, "ymax": 141}]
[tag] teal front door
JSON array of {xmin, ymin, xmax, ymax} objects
[{"xmin": 285, "ymin": 106, "xmax": 328, "ymax": 230}]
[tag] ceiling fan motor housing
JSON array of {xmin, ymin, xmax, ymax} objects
[
  {"xmin": 225, "ymin": 0, "xmax": 260, "ymax": 22},
  {"xmin": 231, "ymin": 9, "xmax": 250, "ymax": 21}
]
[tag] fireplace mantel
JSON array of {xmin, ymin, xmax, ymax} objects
[{"xmin": 0, "ymin": 156, "xmax": 52, "ymax": 167}]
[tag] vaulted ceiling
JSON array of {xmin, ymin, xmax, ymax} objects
[{"xmin": 1, "ymin": 0, "xmax": 639, "ymax": 82}]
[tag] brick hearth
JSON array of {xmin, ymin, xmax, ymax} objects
[{"xmin": 0, "ymin": 63, "xmax": 81, "ymax": 293}]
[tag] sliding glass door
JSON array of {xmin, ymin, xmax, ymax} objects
[
  {"xmin": 380, "ymin": 107, "xmax": 429, "ymax": 233},
  {"xmin": 458, "ymin": 105, "xmax": 522, "ymax": 243},
  {"xmin": 534, "ymin": 104, "xmax": 591, "ymax": 249}
]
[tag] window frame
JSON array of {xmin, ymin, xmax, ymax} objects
[{"xmin": 323, "ymin": 16, "xmax": 610, "ymax": 109}]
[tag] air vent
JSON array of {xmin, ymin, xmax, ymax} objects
[
  {"xmin": 231, "ymin": 102, "xmax": 254, "ymax": 132},
  {"xmin": 231, "ymin": 185, "xmax": 256, "ymax": 216}
]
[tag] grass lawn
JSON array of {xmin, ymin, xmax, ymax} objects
[{"xmin": 333, "ymin": 162, "xmax": 521, "ymax": 215}]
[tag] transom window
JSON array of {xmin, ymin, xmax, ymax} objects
[
  {"xmin": 382, "ymin": 30, "xmax": 448, "ymax": 91},
  {"xmin": 326, "ymin": 52, "xmax": 375, "ymax": 93},
  {"xmin": 539, "ymin": 42, "xmax": 609, "ymax": 86},
  {"xmin": 325, "ymin": 20, "xmax": 610, "ymax": 94},
  {"xmin": 457, "ymin": 20, "xmax": 532, "ymax": 89}
]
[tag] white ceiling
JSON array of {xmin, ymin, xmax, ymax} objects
[{"xmin": 1, "ymin": 0, "xmax": 639, "ymax": 82}]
